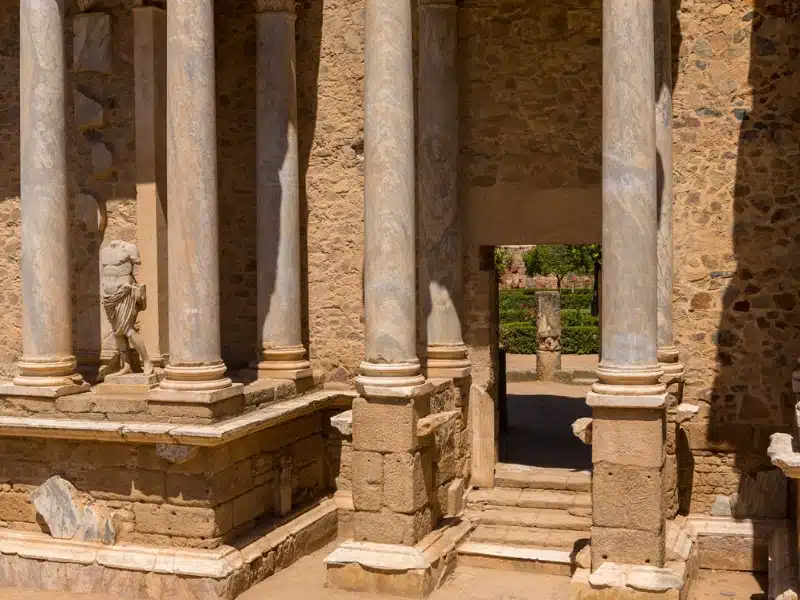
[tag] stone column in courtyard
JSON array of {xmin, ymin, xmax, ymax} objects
[
  {"xmin": 350, "ymin": 0, "xmax": 435, "ymax": 548},
  {"xmin": 7, "ymin": 0, "xmax": 89, "ymax": 397},
  {"xmin": 535, "ymin": 291, "xmax": 562, "ymax": 381},
  {"xmin": 587, "ymin": 0, "xmax": 668, "ymax": 570},
  {"xmin": 252, "ymin": 0, "xmax": 312, "ymax": 382},
  {"xmin": 655, "ymin": 0, "xmax": 684, "ymax": 522},
  {"xmin": 133, "ymin": 0, "xmax": 169, "ymax": 367},
  {"xmin": 418, "ymin": 0, "xmax": 470, "ymax": 380},
  {"xmin": 150, "ymin": 0, "xmax": 243, "ymax": 405}
]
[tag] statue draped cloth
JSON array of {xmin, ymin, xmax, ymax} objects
[{"xmin": 102, "ymin": 284, "xmax": 145, "ymax": 337}]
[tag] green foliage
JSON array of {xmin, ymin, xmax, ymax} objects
[
  {"xmin": 494, "ymin": 247, "xmax": 513, "ymax": 278},
  {"xmin": 560, "ymin": 291, "xmax": 593, "ymax": 310},
  {"xmin": 499, "ymin": 322, "xmax": 537, "ymax": 354},
  {"xmin": 562, "ymin": 309, "xmax": 598, "ymax": 328},
  {"xmin": 523, "ymin": 245, "xmax": 598, "ymax": 290},
  {"xmin": 562, "ymin": 327, "xmax": 600, "ymax": 355},
  {"xmin": 498, "ymin": 289, "xmax": 536, "ymax": 323}
]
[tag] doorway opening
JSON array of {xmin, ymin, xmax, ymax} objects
[{"xmin": 494, "ymin": 244, "xmax": 601, "ymax": 471}]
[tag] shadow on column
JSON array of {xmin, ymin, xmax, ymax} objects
[{"xmin": 699, "ymin": 2, "xmax": 800, "ymax": 517}]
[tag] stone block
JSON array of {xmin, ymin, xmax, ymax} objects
[
  {"xmin": 383, "ymin": 452, "xmax": 428, "ymax": 514},
  {"xmin": 132, "ymin": 502, "xmax": 232, "ymax": 539},
  {"xmin": 352, "ymin": 451, "xmax": 383, "ymax": 511},
  {"xmin": 662, "ymin": 454, "xmax": 678, "ymax": 520},
  {"xmin": 536, "ymin": 351, "xmax": 561, "ymax": 382},
  {"xmin": 0, "ymin": 491, "xmax": 37, "ymax": 523},
  {"xmin": 354, "ymin": 507, "xmax": 433, "ymax": 546},
  {"xmin": 291, "ymin": 435, "xmax": 325, "ymax": 468},
  {"xmin": 592, "ymin": 463, "xmax": 664, "ymax": 531},
  {"xmin": 73, "ymin": 13, "xmax": 112, "ymax": 73},
  {"xmin": 591, "ymin": 408, "xmax": 664, "ymax": 468},
  {"xmin": 326, "ymin": 562, "xmax": 430, "ymax": 597},
  {"xmin": 232, "ymin": 484, "xmax": 271, "ymax": 528},
  {"xmin": 352, "ymin": 397, "xmax": 419, "ymax": 453},
  {"xmin": 91, "ymin": 141, "xmax": 113, "ymax": 179},
  {"xmin": 697, "ymin": 534, "xmax": 768, "ymax": 572},
  {"xmin": 30, "ymin": 476, "xmax": 118, "ymax": 545},
  {"xmin": 732, "ymin": 469, "xmax": 787, "ymax": 519},
  {"xmin": 591, "ymin": 527, "xmax": 666, "ymax": 570}
]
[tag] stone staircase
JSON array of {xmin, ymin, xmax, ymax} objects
[{"xmin": 458, "ymin": 463, "xmax": 592, "ymax": 575}]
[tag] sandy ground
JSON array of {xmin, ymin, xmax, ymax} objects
[
  {"xmin": 0, "ymin": 565, "xmax": 768, "ymax": 600},
  {"xmin": 505, "ymin": 354, "xmax": 598, "ymax": 373}
]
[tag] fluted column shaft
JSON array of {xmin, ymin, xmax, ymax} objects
[
  {"xmin": 160, "ymin": 0, "xmax": 232, "ymax": 393},
  {"xmin": 418, "ymin": 0, "xmax": 470, "ymax": 380},
  {"xmin": 358, "ymin": 0, "xmax": 423, "ymax": 387},
  {"xmin": 15, "ymin": 0, "xmax": 86, "ymax": 393},
  {"xmin": 655, "ymin": 0, "xmax": 683, "ymax": 383},
  {"xmin": 254, "ymin": 1, "xmax": 311, "ymax": 381}
]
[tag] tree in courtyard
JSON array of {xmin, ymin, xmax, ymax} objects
[
  {"xmin": 494, "ymin": 247, "xmax": 513, "ymax": 280},
  {"xmin": 523, "ymin": 244, "xmax": 600, "ymax": 291}
]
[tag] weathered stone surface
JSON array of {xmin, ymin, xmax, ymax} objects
[
  {"xmin": 73, "ymin": 193, "xmax": 105, "ymax": 233},
  {"xmin": 710, "ymin": 495, "xmax": 733, "ymax": 517},
  {"xmin": 156, "ymin": 444, "xmax": 199, "ymax": 464},
  {"xmin": 352, "ymin": 397, "xmax": 418, "ymax": 453},
  {"xmin": 592, "ymin": 463, "xmax": 664, "ymax": 531},
  {"xmin": 572, "ymin": 418, "xmax": 593, "ymax": 445},
  {"xmin": 31, "ymin": 476, "xmax": 118, "ymax": 545},
  {"xmin": 732, "ymin": 469, "xmax": 787, "ymax": 519},
  {"xmin": 382, "ymin": 452, "xmax": 428, "ymax": 514},
  {"xmin": 591, "ymin": 527, "xmax": 666, "ymax": 570},
  {"xmin": 73, "ymin": 13, "xmax": 112, "ymax": 74},
  {"xmin": 352, "ymin": 451, "xmax": 383, "ymax": 511},
  {"xmin": 91, "ymin": 141, "xmax": 113, "ymax": 179},
  {"xmin": 73, "ymin": 89, "xmax": 104, "ymax": 130}
]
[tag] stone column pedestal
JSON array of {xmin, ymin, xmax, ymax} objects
[
  {"xmin": 587, "ymin": 0, "xmax": 667, "ymax": 574},
  {"xmin": 252, "ymin": 1, "xmax": 312, "ymax": 382},
  {"xmin": 149, "ymin": 0, "xmax": 242, "ymax": 408},
  {"xmin": 418, "ymin": 0, "xmax": 470, "ymax": 381},
  {"xmin": 535, "ymin": 291, "xmax": 561, "ymax": 382},
  {"xmin": 7, "ymin": 0, "xmax": 88, "ymax": 398}
]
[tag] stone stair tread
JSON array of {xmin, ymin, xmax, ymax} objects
[
  {"xmin": 458, "ymin": 541, "xmax": 573, "ymax": 565},
  {"xmin": 470, "ymin": 524, "xmax": 588, "ymax": 550},
  {"xmin": 495, "ymin": 463, "xmax": 591, "ymax": 492},
  {"xmin": 467, "ymin": 505, "xmax": 591, "ymax": 531}
]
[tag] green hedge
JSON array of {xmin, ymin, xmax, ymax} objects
[
  {"xmin": 562, "ymin": 309, "xmax": 598, "ymax": 328},
  {"xmin": 562, "ymin": 327, "xmax": 600, "ymax": 355},
  {"xmin": 499, "ymin": 322, "xmax": 537, "ymax": 355},
  {"xmin": 560, "ymin": 291, "xmax": 593, "ymax": 310}
]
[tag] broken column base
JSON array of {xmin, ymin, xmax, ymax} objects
[
  {"xmin": 569, "ymin": 561, "xmax": 693, "ymax": 600},
  {"xmin": 324, "ymin": 519, "xmax": 472, "ymax": 598}
]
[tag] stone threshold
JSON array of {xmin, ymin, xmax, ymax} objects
[
  {"xmin": 0, "ymin": 497, "xmax": 337, "ymax": 586},
  {"xmin": 457, "ymin": 541, "xmax": 574, "ymax": 576},
  {"xmin": 0, "ymin": 388, "xmax": 356, "ymax": 446}
]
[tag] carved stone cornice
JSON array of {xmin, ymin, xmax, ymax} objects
[{"xmin": 255, "ymin": 0, "xmax": 295, "ymax": 13}]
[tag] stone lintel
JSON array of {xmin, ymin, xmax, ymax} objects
[
  {"xmin": 0, "ymin": 381, "xmax": 90, "ymax": 399},
  {"xmin": 0, "ymin": 389, "xmax": 356, "ymax": 446},
  {"xmin": 586, "ymin": 392, "xmax": 667, "ymax": 410},
  {"xmin": 0, "ymin": 498, "xmax": 337, "ymax": 598}
]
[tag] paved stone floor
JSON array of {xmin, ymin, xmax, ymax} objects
[
  {"xmin": 505, "ymin": 354, "xmax": 598, "ymax": 373},
  {"xmin": 0, "ymin": 563, "xmax": 769, "ymax": 599}
]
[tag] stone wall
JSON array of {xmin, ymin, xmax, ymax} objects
[
  {"xmin": 0, "ymin": 413, "xmax": 331, "ymax": 547},
  {"xmin": 672, "ymin": 0, "xmax": 800, "ymax": 511}
]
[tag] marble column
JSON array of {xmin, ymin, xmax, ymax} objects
[
  {"xmin": 418, "ymin": 0, "xmax": 470, "ymax": 380},
  {"xmin": 11, "ymin": 0, "xmax": 88, "ymax": 396},
  {"xmin": 655, "ymin": 0, "xmax": 683, "ymax": 385},
  {"xmin": 152, "ymin": 0, "xmax": 241, "ymax": 402},
  {"xmin": 133, "ymin": 1, "xmax": 169, "ymax": 367},
  {"xmin": 587, "ymin": 0, "xmax": 667, "ymax": 570},
  {"xmin": 357, "ymin": 0, "xmax": 424, "ymax": 389},
  {"xmin": 253, "ymin": 0, "xmax": 311, "ymax": 381}
]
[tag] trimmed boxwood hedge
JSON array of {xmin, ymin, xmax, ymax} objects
[
  {"xmin": 562, "ymin": 309, "xmax": 598, "ymax": 328},
  {"xmin": 562, "ymin": 326, "xmax": 599, "ymax": 355},
  {"xmin": 499, "ymin": 322, "xmax": 537, "ymax": 355}
]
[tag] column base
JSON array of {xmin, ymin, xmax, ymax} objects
[
  {"xmin": 251, "ymin": 346, "xmax": 312, "ymax": 381},
  {"xmin": 569, "ymin": 562, "xmax": 691, "ymax": 600},
  {"xmin": 356, "ymin": 361, "xmax": 426, "ymax": 391},
  {"xmin": 657, "ymin": 345, "xmax": 684, "ymax": 387},
  {"xmin": 5, "ymin": 356, "xmax": 90, "ymax": 398},
  {"xmin": 592, "ymin": 363, "xmax": 667, "ymax": 397},
  {"xmin": 424, "ymin": 345, "xmax": 471, "ymax": 380},
  {"xmin": 325, "ymin": 520, "xmax": 472, "ymax": 597},
  {"xmin": 149, "ymin": 362, "xmax": 243, "ymax": 405}
]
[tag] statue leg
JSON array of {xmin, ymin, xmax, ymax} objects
[
  {"xmin": 127, "ymin": 330, "xmax": 154, "ymax": 375},
  {"xmin": 116, "ymin": 334, "xmax": 133, "ymax": 376}
]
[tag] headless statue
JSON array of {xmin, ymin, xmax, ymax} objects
[{"xmin": 98, "ymin": 240, "xmax": 153, "ymax": 380}]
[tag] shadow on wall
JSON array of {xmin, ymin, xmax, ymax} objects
[
  {"xmin": 216, "ymin": 0, "xmax": 322, "ymax": 374},
  {"xmin": 683, "ymin": 0, "xmax": 800, "ymax": 514}
]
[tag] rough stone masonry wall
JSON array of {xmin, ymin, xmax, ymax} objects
[
  {"xmin": 672, "ymin": 0, "xmax": 800, "ymax": 513},
  {"xmin": 0, "ymin": 414, "xmax": 330, "ymax": 548},
  {"xmin": 0, "ymin": 0, "xmax": 138, "ymax": 377}
]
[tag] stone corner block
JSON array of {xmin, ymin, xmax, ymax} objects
[
  {"xmin": 592, "ymin": 464, "xmax": 664, "ymax": 532},
  {"xmin": 591, "ymin": 408, "xmax": 664, "ymax": 468},
  {"xmin": 383, "ymin": 452, "xmax": 428, "ymax": 514},
  {"xmin": 352, "ymin": 397, "xmax": 421, "ymax": 453}
]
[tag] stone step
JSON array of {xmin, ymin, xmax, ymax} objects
[
  {"xmin": 466, "ymin": 506, "xmax": 591, "ymax": 532},
  {"xmin": 689, "ymin": 515, "xmax": 782, "ymax": 573},
  {"xmin": 494, "ymin": 463, "xmax": 592, "ymax": 492},
  {"xmin": 469, "ymin": 524, "xmax": 589, "ymax": 552},
  {"xmin": 466, "ymin": 487, "xmax": 591, "ymax": 517},
  {"xmin": 457, "ymin": 541, "xmax": 575, "ymax": 576}
]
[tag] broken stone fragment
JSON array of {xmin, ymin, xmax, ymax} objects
[
  {"xmin": 30, "ymin": 476, "xmax": 118, "ymax": 545},
  {"xmin": 710, "ymin": 495, "xmax": 733, "ymax": 517},
  {"xmin": 73, "ymin": 89, "xmax": 104, "ymax": 131},
  {"xmin": 73, "ymin": 13, "xmax": 112, "ymax": 74},
  {"xmin": 156, "ymin": 443, "xmax": 199, "ymax": 464},
  {"xmin": 572, "ymin": 417, "xmax": 593, "ymax": 445}
]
